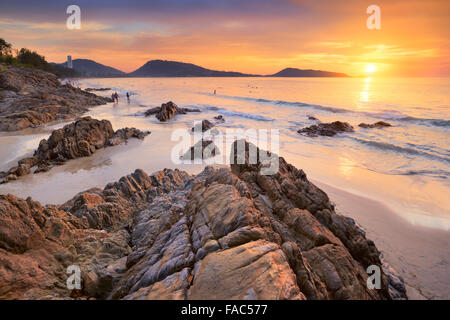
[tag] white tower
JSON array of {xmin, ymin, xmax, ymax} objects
[{"xmin": 67, "ymin": 55, "xmax": 73, "ymax": 69}]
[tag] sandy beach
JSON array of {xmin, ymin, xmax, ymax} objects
[{"xmin": 315, "ymin": 180, "xmax": 450, "ymax": 300}]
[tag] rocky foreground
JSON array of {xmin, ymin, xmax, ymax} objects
[
  {"xmin": 0, "ymin": 140, "xmax": 407, "ymax": 300},
  {"xmin": 0, "ymin": 64, "xmax": 111, "ymax": 131},
  {"xmin": 0, "ymin": 117, "xmax": 150, "ymax": 184}
]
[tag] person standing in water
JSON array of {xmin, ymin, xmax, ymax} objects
[
  {"xmin": 126, "ymin": 92, "xmax": 130, "ymax": 103},
  {"xmin": 114, "ymin": 92, "xmax": 119, "ymax": 103}
]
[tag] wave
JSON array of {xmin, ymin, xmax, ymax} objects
[
  {"xmin": 350, "ymin": 137, "xmax": 450, "ymax": 164},
  {"xmin": 395, "ymin": 169, "xmax": 449, "ymax": 179},
  {"xmin": 200, "ymin": 92, "xmax": 450, "ymax": 128},
  {"xmin": 204, "ymin": 106, "xmax": 274, "ymax": 122},
  {"xmin": 367, "ymin": 111, "xmax": 450, "ymax": 127}
]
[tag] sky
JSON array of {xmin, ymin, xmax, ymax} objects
[{"xmin": 0, "ymin": 0, "xmax": 448, "ymax": 76}]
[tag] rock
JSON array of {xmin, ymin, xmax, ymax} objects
[
  {"xmin": 189, "ymin": 240, "xmax": 305, "ymax": 300},
  {"xmin": 191, "ymin": 120, "xmax": 215, "ymax": 132},
  {"xmin": 144, "ymin": 102, "xmax": 200, "ymax": 122},
  {"xmin": 0, "ymin": 117, "xmax": 150, "ymax": 184},
  {"xmin": 359, "ymin": 121, "xmax": 392, "ymax": 129},
  {"xmin": 298, "ymin": 121, "xmax": 354, "ymax": 137},
  {"xmin": 181, "ymin": 140, "xmax": 219, "ymax": 160},
  {"xmin": 0, "ymin": 140, "xmax": 407, "ymax": 300},
  {"xmin": 0, "ymin": 64, "xmax": 112, "ymax": 132},
  {"xmin": 144, "ymin": 107, "xmax": 161, "ymax": 117},
  {"xmin": 214, "ymin": 115, "xmax": 225, "ymax": 122},
  {"xmin": 84, "ymin": 88, "xmax": 111, "ymax": 92},
  {"xmin": 35, "ymin": 117, "xmax": 115, "ymax": 161},
  {"xmin": 107, "ymin": 128, "xmax": 150, "ymax": 146},
  {"xmin": 308, "ymin": 115, "xmax": 318, "ymax": 120}
]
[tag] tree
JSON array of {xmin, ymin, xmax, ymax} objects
[
  {"xmin": 17, "ymin": 48, "xmax": 50, "ymax": 70},
  {"xmin": 0, "ymin": 38, "xmax": 12, "ymax": 56}
]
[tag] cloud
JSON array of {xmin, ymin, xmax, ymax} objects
[{"xmin": 0, "ymin": 0, "xmax": 448, "ymax": 76}]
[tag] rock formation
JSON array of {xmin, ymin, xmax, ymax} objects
[
  {"xmin": 191, "ymin": 119, "xmax": 215, "ymax": 133},
  {"xmin": 359, "ymin": 121, "xmax": 392, "ymax": 129},
  {"xmin": 298, "ymin": 121, "xmax": 354, "ymax": 137},
  {"xmin": 84, "ymin": 88, "xmax": 111, "ymax": 92},
  {"xmin": 0, "ymin": 117, "xmax": 150, "ymax": 183},
  {"xmin": 144, "ymin": 101, "xmax": 200, "ymax": 122},
  {"xmin": 214, "ymin": 115, "xmax": 225, "ymax": 122},
  {"xmin": 181, "ymin": 140, "xmax": 219, "ymax": 160},
  {"xmin": 0, "ymin": 140, "xmax": 407, "ymax": 300},
  {"xmin": 0, "ymin": 64, "xmax": 112, "ymax": 132}
]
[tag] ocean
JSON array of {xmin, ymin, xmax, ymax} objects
[
  {"xmin": 1, "ymin": 76, "xmax": 449, "ymax": 228},
  {"xmin": 0, "ymin": 76, "xmax": 449, "ymax": 298}
]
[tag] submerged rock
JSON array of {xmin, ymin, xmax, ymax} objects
[
  {"xmin": 359, "ymin": 121, "xmax": 392, "ymax": 129},
  {"xmin": 181, "ymin": 140, "xmax": 219, "ymax": 160},
  {"xmin": 107, "ymin": 127, "xmax": 151, "ymax": 146},
  {"xmin": 0, "ymin": 117, "xmax": 150, "ymax": 184},
  {"xmin": 191, "ymin": 119, "xmax": 215, "ymax": 132},
  {"xmin": 298, "ymin": 121, "xmax": 354, "ymax": 137},
  {"xmin": 0, "ymin": 64, "xmax": 112, "ymax": 132},
  {"xmin": 144, "ymin": 101, "xmax": 200, "ymax": 122},
  {"xmin": 214, "ymin": 115, "xmax": 225, "ymax": 122},
  {"xmin": 0, "ymin": 140, "xmax": 407, "ymax": 300}
]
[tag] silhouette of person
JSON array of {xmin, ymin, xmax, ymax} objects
[{"xmin": 126, "ymin": 92, "xmax": 130, "ymax": 103}]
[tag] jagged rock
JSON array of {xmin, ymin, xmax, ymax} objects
[
  {"xmin": 359, "ymin": 121, "xmax": 392, "ymax": 129},
  {"xmin": 191, "ymin": 120, "xmax": 215, "ymax": 132},
  {"xmin": 214, "ymin": 115, "xmax": 225, "ymax": 122},
  {"xmin": 84, "ymin": 88, "xmax": 111, "ymax": 92},
  {"xmin": 181, "ymin": 140, "xmax": 219, "ymax": 160},
  {"xmin": 0, "ymin": 141, "xmax": 407, "ymax": 300},
  {"xmin": 0, "ymin": 117, "xmax": 150, "ymax": 184},
  {"xmin": 144, "ymin": 101, "xmax": 200, "ymax": 121},
  {"xmin": 298, "ymin": 121, "xmax": 354, "ymax": 137},
  {"xmin": 308, "ymin": 115, "xmax": 318, "ymax": 120},
  {"xmin": 107, "ymin": 127, "xmax": 150, "ymax": 146},
  {"xmin": 0, "ymin": 64, "xmax": 112, "ymax": 132}
]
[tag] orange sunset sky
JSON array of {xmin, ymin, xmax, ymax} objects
[{"xmin": 0, "ymin": 0, "xmax": 449, "ymax": 76}]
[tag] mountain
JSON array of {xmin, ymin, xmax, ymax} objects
[
  {"xmin": 270, "ymin": 67, "xmax": 349, "ymax": 77},
  {"xmin": 53, "ymin": 59, "xmax": 125, "ymax": 77},
  {"xmin": 129, "ymin": 60, "xmax": 255, "ymax": 77}
]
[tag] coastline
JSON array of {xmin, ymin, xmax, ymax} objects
[
  {"xmin": 314, "ymin": 179, "xmax": 450, "ymax": 300},
  {"xmin": 0, "ymin": 67, "xmax": 447, "ymax": 299},
  {"xmin": 1, "ymin": 124, "xmax": 447, "ymax": 298}
]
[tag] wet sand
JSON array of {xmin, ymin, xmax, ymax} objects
[{"xmin": 315, "ymin": 180, "xmax": 450, "ymax": 300}]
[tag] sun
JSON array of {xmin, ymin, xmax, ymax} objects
[{"xmin": 365, "ymin": 64, "xmax": 377, "ymax": 73}]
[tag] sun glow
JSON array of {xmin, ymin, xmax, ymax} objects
[{"xmin": 365, "ymin": 64, "xmax": 377, "ymax": 73}]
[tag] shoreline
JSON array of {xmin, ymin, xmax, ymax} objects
[
  {"xmin": 0, "ymin": 127, "xmax": 447, "ymax": 298},
  {"xmin": 314, "ymin": 179, "xmax": 450, "ymax": 300}
]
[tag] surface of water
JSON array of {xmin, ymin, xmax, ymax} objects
[
  {"xmin": 0, "ymin": 76, "xmax": 449, "ymax": 230},
  {"xmin": 0, "ymin": 76, "xmax": 449, "ymax": 299}
]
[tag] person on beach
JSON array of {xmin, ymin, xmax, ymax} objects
[
  {"xmin": 111, "ymin": 93, "xmax": 115, "ymax": 103},
  {"xmin": 126, "ymin": 92, "xmax": 130, "ymax": 103},
  {"xmin": 114, "ymin": 92, "xmax": 119, "ymax": 103}
]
